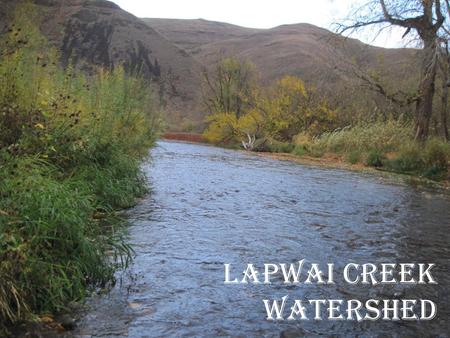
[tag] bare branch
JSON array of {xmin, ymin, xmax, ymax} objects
[
  {"xmin": 434, "ymin": 0, "xmax": 445, "ymax": 28},
  {"xmin": 380, "ymin": 0, "xmax": 424, "ymax": 28}
]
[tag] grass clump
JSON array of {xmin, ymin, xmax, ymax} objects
[
  {"xmin": 365, "ymin": 150, "xmax": 385, "ymax": 167},
  {"xmin": 307, "ymin": 122, "xmax": 449, "ymax": 179},
  {"xmin": 385, "ymin": 141, "xmax": 424, "ymax": 173},
  {"xmin": 384, "ymin": 138, "xmax": 449, "ymax": 179},
  {"xmin": 308, "ymin": 120, "xmax": 411, "ymax": 154},
  {"xmin": 266, "ymin": 139, "xmax": 295, "ymax": 153},
  {"xmin": 292, "ymin": 145, "xmax": 307, "ymax": 157},
  {"xmin": 0, "ymin": 4, "xmax": 161, "ymax": 333},
  {"xmin": 423, "ymin": 138, "xmax": 450, "ymax": 173},
  {"xmin": 346, "ymin": 151, "xmax": 361, "ymax": 165}
]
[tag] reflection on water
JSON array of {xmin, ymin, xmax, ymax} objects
[{"xmin": 69, "ymin": 141, "xmax": 450, "ymax": 337}]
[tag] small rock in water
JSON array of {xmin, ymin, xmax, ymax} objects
[
  {"xmin": 58, "ymin": 314, "xmax": 76, "ymax": 331},
  {"xmin": 280, "ymin": 329, "xmax": 306, "ymax": 338},
  {"xmin": 128, "ymin": 301, "xmax": 143, "ymax": 309}
]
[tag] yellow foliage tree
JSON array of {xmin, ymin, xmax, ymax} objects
[
  {"xmin": 263, "ymin": 75, "xmax": 337, "ymax": 141},
  {"xmin": 202, "ymin": 66, "xmax": 337, "ymax": 146}
]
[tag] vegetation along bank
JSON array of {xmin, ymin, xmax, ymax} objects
[
  {"xmin": 0, "ymin": 4, "xmax": 161, "ymax": 335},
  {"xmin": 201, "ymin": 57, "xmax": 450, "ymax": 182}
]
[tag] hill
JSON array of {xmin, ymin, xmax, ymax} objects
[
  {"xmin": 144, "ymin": 18, "xmax": 419, "ymax": 107},
  {"xmin": 143, "ymin": 18, "xmax": 259, "ymax": 54}
]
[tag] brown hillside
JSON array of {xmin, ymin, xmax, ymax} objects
[
  {"xmin": 143, "ymin": 18, "xmax": 259, "ymax": 54},
  {"xmin": 201, "ymin": 24, "xmax": 418, "ymax": 86},
  {"xmin": 144, "ymin": 19, "xmax": 419, "ymax": 99}
]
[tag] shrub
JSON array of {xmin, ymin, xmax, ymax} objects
[
  {"xmin": 384, "ymin": 139, "xmax": 449, "ymax": 179},
  {"xmin": 0, "ymin": 158, "xmax": 129, "ymax": 319},
  {"xmin": 385, "ymin": 141, "xmax": 424, "ymax": 173},
  {"xmin": 365, "ymin": 149, "xmax": 384, "ymax": 167},
  {"xmin": 307, "ymin": 145, "xmax": 325, "ymax": 158},
  {"xmin": 423, "ymin": 138, "xmax": 449, "ymax": 172},
  {"xmin": 203, "ymin": 112, "xmax": 239, "ymax": 144},
  {"xmin": 290, "ymin": 121, "xmax": 449, "ymax": 181},
  {"xmin": 292, "ymin": 132, "xmax": 311, "ymax": 146},
  {"xmin": 292, "ymin": 144, "xmax": 307, "ymax": 156},
  {"xmin": 0, "ymin": 4, "xmax": 161, "ymax": 331}
]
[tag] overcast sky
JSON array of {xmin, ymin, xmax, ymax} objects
[{"xmin": 111, "ymin": 0, "xmax": 405, "ymax": 48}]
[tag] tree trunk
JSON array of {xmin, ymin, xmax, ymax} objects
[
  {"xmin": 414, "ymin": 40, "xmax": 438, "ymax": 141},
  {"xmin": 441, "ymin": 78, "xmax": 449, "ymax": 140}
]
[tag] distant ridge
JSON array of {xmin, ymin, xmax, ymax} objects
[{"xmin": 144, "ymin": 17, "xmax": 419, "ymax": 96}]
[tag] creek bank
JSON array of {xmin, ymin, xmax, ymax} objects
[
  {"xmin": 162, "ymin": 134, "xmax": 449, "ymax": 189},
  {"xmin": 253, "ymin": 151, "xmax": 450, "ymax": 190}
]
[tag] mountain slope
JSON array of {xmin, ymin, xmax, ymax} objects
[
  {"xmin": 144, "ymin": 19, "xmax": 419, "ymax": 95},
  {"xmin": 143, "ymin": 18, "xmax": 259, "ymax": 54},
  {"xmin": 200, "ymin": 24, "xmax": 417, "ymax": 86}
]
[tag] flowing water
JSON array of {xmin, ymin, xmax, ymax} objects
[{"xmin": 67, "ymin": 141, "xmax": 449, "ymax": 337}]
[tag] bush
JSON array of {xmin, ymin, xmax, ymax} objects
[
  {"xmin": 292, "ymin": 145, "xmax": 307, "ymax": 156},
  {"xmin": 385, "ymin": 141, "xmax": 423, "ymax": 172},
  {"xmin": 0, "ymin": 4, "xmax": 161, "ymax": 331},
  {"xmin": 0, "ymin": 158, "xmax": 129, "ymax": 319},
  {"xmin": 423, "ymin": 138, "xmax": 449, "ymax": 172},
  {"xmin": 290, "ymin": 121, "xmax": 449, "ymax": 181},
  {"xmin": 384, "ymin": 139, "xmax": 449, "ymax": 179},
  {"xmin": 306, "ymin": 145, "xmax": 325, "ymax": 158},
  {"xmin": 365, "ymin": 149, "xmax": 384, "ymax": 167}
]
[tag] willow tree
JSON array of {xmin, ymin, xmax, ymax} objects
[
  {"xmin": 201, "ymin": 57, "xmax": 257, "ymax": 118},
  {"xmin": 201, "ymin": 57, "xmax": 260, "ymax": 145},
  {"xmin": 339, "ymin": 0, "xmax": 447, "ymax": 141}
]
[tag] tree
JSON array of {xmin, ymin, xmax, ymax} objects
[
  {"xmin": 203, "ymin": 73, "xmax": 338, "ymax": 146},
  {"xmin": 437, "ymin": 0, "xmax": 450, "ymax": 139},
  {"xmin": 437, "ymin": 37, "xmax": 449, "ymax": 139},
  {"xmin": 201, "ymin": 57, "xmax": 257, "ymax": 118},
  {"xmin": 202, "ymin": 57, "xmax": 262, "ymax": 146},
  {"xmin": 263, "ymin": 76, "xmax": 337, "ymax": 141},
  {"xmin": 338, "ymin": 0, "xmax": 447, "ymax": 141}
]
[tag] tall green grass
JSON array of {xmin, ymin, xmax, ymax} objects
[
  {"xmin": 292, "ymin": 121, "xmax": 450, "ymax": 180},
  {"xmin": 305, "ymin": 120, "xmax": 412, "ymax": 154},
  {"xmin": 384, "ymin": 138, "xmax": 450, "ymax": 179},
  {"xmin": 0, "ymin": 3, "xmax": 161, "ymax": 333}
]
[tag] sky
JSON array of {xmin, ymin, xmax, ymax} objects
[{"xmin": 111, "ymin": 0, "xmax": 406, "ymax": 48}]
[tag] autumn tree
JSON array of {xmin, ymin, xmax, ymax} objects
[
  {"xmin": 202, "ymin": 57, "xmax": 263, "ymax": 146},
  {"xmin": 338, "ymin": 0, "xmax": 448, "ymax": 141},
  {"xmin": 262, "ymin": 76, "xmax": 337, "ymax": 141},
  {"xmin": 201, "ymin": 57, "xmax": 257, "ymax": 118}
]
